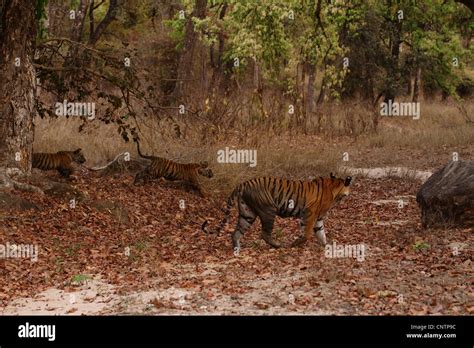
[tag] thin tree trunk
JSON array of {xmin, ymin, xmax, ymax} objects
[
  {"xmin": 306, "ymin": 63, "xmax": 316, "ymax": 116},
  {"xmin": 209, "ymin": 2, "xmax": 228, "ymax": 92},
  {"xmin": 412, "ymin": 66, "xmax": 421, "ymax": 103},
  {"xmin": 0, "ymin": 0, "xmax": 37, "ymax": 174},
  {"xmin": 317, "ymin": 78, "xmax": 325, "ymax": 105},
  {"xmin": 384, "ymin": 0, "xmax": 402, "ymax": 104},
  {"xmin": 88, "ymin": 0, "xmax": 119, "ymax": 45},
  {"xmin": 70, "ymin": 0, "xmax": 88, "ymax": 43}
]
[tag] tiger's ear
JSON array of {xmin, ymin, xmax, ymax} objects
[
  {"xmin": 330, "ymin": 172, "xmax": 336, "ymax": 179},
  {"xmin": 74, "ymin": 148, "xmax": 82, "ymax": 153},
  {"xmin": 344, "ymin": 176, "xmax": 352, "ymax": 186},
  {"xmin": 200, "ymin": 161, "xmax": 209, "ymax": 167}
]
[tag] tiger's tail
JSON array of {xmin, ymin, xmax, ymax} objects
[
  {"xmin": 201, "ymin": 186, "xmax": 241, "ymax": 234},
  {"xmin": 135, "ymin": 140, "xmax": 154, "ymax": 160}
]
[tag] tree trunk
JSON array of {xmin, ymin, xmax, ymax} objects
[
  {"xmin": 412, "ymin": 66, "xmax": 421, "ymax": 103},
  {"xmin": 70, "ymin": 0, "xmax": 88, "ymax": 43},
  {"xmin": 47, "ymin": 0, "xmax": 70, "ymax": 37},
  {"xmin": 0, "ymin": 0, "xmax": 37, "ymax": 175},
  {"xmin": 172, "ymin": 0, "xmax": 207, "ymax": 102},
  {"xmin": 384, "ymin": 2, "xmax": 402, "ymax": 104},
  {"xmin": 305, "ymin": 63, "xmax": 316, "ymax": 116},
  {"xmin": 316, "ymin": 78, "xmax": 325, "ymax": 105},
  {"xmin": 363, "ymin": 61, "xmax": 374, "ymax": 101},
  {"xmin": 88, "ymin": 0, "xmax": 119, "ymax": 46}
]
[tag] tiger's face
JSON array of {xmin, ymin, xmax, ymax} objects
[
  {"xmin": 328, "ymin": 173, "xmax": 352, "ymax": 204},
  {"xmin": 198, "ymin": 161, "xmax": 213, "ymax": 178},
  {"xmin": 71, "ymin": 148, "xmax": 86, "ymax": 164}
]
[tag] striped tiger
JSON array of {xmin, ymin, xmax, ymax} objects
[
  {"xmin": 202, "ymin": 173, "xmax": 352, "ymax": 249},
  {"xmin": 32, "ymin": 149, "xmax": 86, "ymax": 178},
  {"xmin": 134, "ymin": 141, "xmax": 213, "ymax": 197}
]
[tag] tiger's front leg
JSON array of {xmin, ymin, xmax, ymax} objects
[
  {"xmin": 291, "ymin": 213, "xmax": 317, "ymax": 247},
  {"xmin": 58, "ymin": 167, "xmax": 72, "ymax": 178},
  {"xmin": 196, "ymin": 186, "xmax": 207, "ymax": 198},
  {"xmin": 189, "ymin": 179, "xmax": 206, "ymax": 197}
]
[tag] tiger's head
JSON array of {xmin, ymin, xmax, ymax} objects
[
  {"xmin": 198, "ymin": 161, "xmax": 214, "ymax": 178},
  {"xmin": 71, "ymin": 148, "xmax": 86, "ymax": 164},
  {"xmin": 328, "ymin": 172, "xmax": 352, "ymax": 203}
]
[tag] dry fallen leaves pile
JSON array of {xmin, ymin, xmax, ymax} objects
[{"xmin": 0, "ymin": 171, "xmax": 472, "ymax": 315}]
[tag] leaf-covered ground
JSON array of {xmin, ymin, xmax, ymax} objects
[{"xmin": 0, "ymin": 170, "xmax": 472, "ymax": 315}]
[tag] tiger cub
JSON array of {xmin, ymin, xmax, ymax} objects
[
  {"xmin": 32, "ymin": 149, "xmax": 86, "ymax": 178},
  {"xmin": 134, "ymin": 142, "xmax": 213, "ymax": 197},
  {"xmin": 202, "ymin": 174, "xmax": 352, "ymax": 249}
]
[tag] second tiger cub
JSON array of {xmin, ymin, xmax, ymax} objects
[{"xmin": 134, "ymin": 142, "xmax": 213, "ymax": 197}]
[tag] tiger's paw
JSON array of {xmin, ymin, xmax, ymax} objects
[
  {"xmin": 291, "ymin": 237, "xmax": 307, "ymax": 247},
  {"xmin": 261, "ymin": 235, "xmax": 281, "ymax": 248}
]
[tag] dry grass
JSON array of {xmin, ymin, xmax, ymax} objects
[
  {"xmin": 364, "ymin": 101, "xmax": 474, "ymax": 149},
  {"xmin": 33, "ymin": 100, "xmax": 473, "ymax": 192}
]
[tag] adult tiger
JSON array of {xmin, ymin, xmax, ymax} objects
[
  {"xmin": 202, "ymin": 174, "xmax": 352, "ymax": 249},
  {"xmin": 134, "ymin": 141, "xmax": 213, "ymax": 197},
  {"xmin": 32, "ymin": 149, "xmax": 86, "ymax": 178}
]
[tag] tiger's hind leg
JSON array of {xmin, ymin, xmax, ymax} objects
[
  {"xmin": 232, "ymin": 199, "xmax": 257, "ymax": 251},
  {"xmin": 313, "ymin": 219, "xmax": 327, "ymax": 245}
]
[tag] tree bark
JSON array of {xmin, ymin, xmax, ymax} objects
[
  {"xmin": 70, "ymin": 0, "xmax": 88, "ymax": 43},
  {"xmin": 384, "ymin": 1, "xmax": 402, "ymax": 104},
  {"xmin": 47, "ymin": 0, "xmax": 70, "ymax": 37},
  {"xmin": 412, "ymin": 66, "xmax": 421, "ymax": 103},
  {"xmin": 172, "ymin": 0, "xmax": 207, "ymax": 102},
  {"xmin": 0, "ymin": 0, "xmax": 37, "ymax": 175},
  {"xmin": 305, "ymin": 63, "xmax": 316, "ymax": 116}
]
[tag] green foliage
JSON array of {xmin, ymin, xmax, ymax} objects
[
  {"xmin": 71, "ymin": 274, "xmax": 91, "ymax": 284},
  {"xmin": 224, "ymin": 0, "xmax": 291, "ymax": 76},
  {"xmin": 163, "ymin": 0, "xmax": 471, "ymax": 100},
  {"xmin": 413, "ymin": 241, "xmax": 430, "ymax": 251},
  {"xmin": 35, "ymin": 0, "xmax": 48, "ymax": 20},
  {"xmin": 36, "ymin": 0, "xmax": 48, "ymax": 40},
  {"xmin": 164, "ymin": 15, "xmax": 187, "ymax": 50}
]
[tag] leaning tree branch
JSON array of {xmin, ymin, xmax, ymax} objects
[{"xmin": 89, "ymin": 0, "xmax": 119, "ymax": 45}]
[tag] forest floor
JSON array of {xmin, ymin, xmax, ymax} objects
[{"xmin": 0, "ymin": 162, "xmax": 472, "ymax": 315}]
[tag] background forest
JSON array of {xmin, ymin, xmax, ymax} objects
[{"xmin": 33, "ymin": 0, "xmax": 473, "ymax": 160}]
